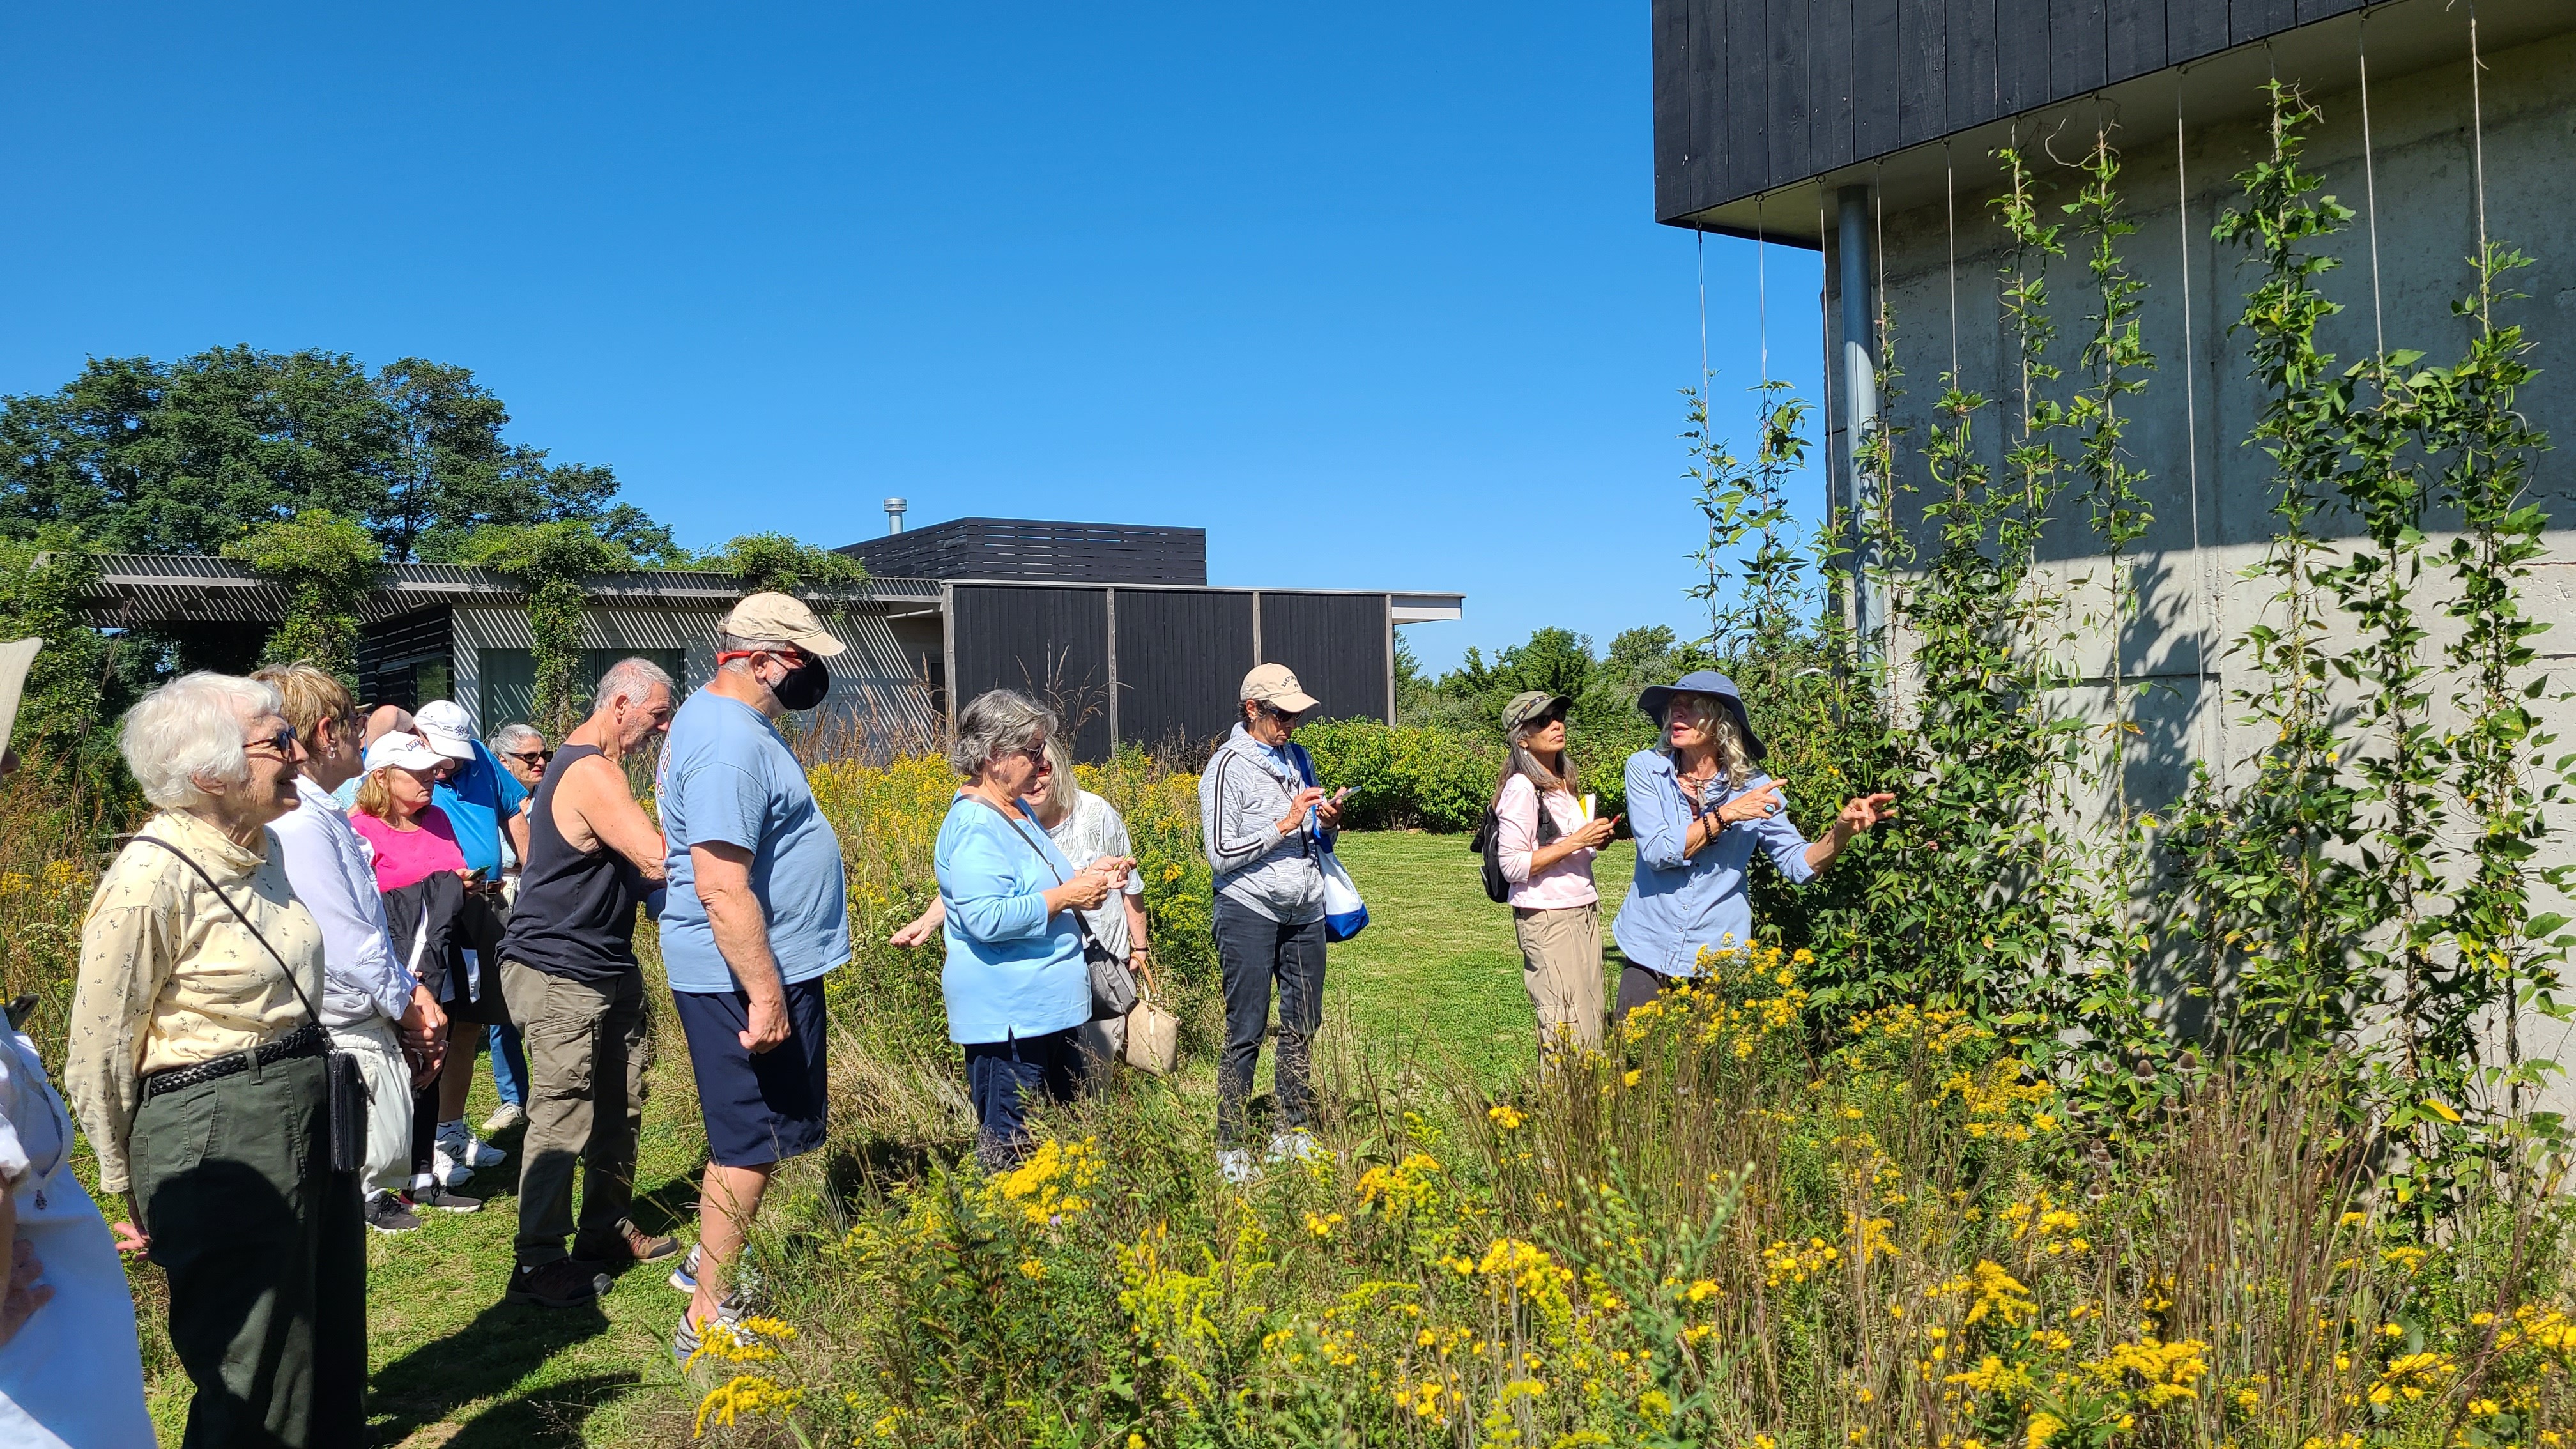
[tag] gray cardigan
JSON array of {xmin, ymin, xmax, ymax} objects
[{"xmin": 1198, "ymin": 724, "xmax": 1336, "ymax": 924}]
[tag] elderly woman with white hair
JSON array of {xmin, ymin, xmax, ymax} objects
[
  {"xmin": 933, "ymin": 689, "xmax": 1130, "ymax": 1170},
  {"xmin": 65, "ymin": 671, "xmax": 365, "ymax": 1448}
]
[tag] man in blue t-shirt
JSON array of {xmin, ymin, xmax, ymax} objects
[
  {"xmin": 656, "ymin": 592, "xmax": 850, "ymax": 1361},
  {"xmin": 415, "ymin": 700, "xmax": 534, "ymax": 1175}
]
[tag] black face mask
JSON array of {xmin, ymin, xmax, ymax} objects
[{"xmin": 771, "ymin": 655, "xmax": 831, "ymax": 711}]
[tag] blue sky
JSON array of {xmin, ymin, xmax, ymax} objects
[{"xmin": 0, "ymin": 2, "xmax": 1823, "ymax": 675}]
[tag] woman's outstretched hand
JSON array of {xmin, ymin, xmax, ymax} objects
[{"xmin": 1833, "ymin": 793, "xmax": 1897, "ymax": 837}]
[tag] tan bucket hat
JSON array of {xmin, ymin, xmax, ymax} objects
[
  {"xmin": 720, "ymin": 592, "xmax": 847, "ymax": 658},
  {"xmin": 1239, "ymin": 662, "xmax": 1320, "ymax": 716}
]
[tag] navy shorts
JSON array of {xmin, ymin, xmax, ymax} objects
[{"xmin": 670, "ymin": 976, "xmax": 831, "ymax": 1168}]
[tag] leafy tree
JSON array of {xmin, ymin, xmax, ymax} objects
[
  {"xmin": 0, "ymin": 346, "xmax": 679, "ymax": 564},
  {"xmin": 222, "ymin": 510, "xmax": 385, "ymax": 684},
  {"xmin": 705, "ymin": 532, "xmax": 868, "ymax": 595}
]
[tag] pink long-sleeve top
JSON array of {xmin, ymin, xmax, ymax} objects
[{"xmin": 1496, "ymin": 773, "xmax": 1598, "ymax": 910}]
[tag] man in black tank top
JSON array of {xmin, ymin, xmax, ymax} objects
[{"xmin": 496, "ymin": 659, "xmax": 681, "ymax": 1309}]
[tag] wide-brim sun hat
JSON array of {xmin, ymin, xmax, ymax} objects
[
  {"xmin": 1635, "ymin": 670, "xmax": 1768, "ymax": 760},
  {"xmin": 364, "ymin": 730, "xmax": 450, "ymax": 774}
]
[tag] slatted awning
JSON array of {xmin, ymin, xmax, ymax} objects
[{"xmin": 75, "ymin": 554, "xmax": 941, "ymax": 629}]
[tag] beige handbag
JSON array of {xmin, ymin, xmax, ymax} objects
[{"xmin": 1122, "ymin": 957, "xmax": 1180, "ymax": 1076}]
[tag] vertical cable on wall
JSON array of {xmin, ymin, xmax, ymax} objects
[
  {"xmin": 1820, "ymin": 183, "xmax": 1839, "ymax": 586},
  {"xmin": 2359, "ymin": 10, "xmax": 2386, "ymax": 357},
  {"xmin": 2175, "ymin": 70, "xmax": 2213, "ymax": 766},
  {"xmin": 2467, "ymin": 1, "xmax": 2490, "ymax": 284},
  {"xmin": 1944, "ymin": 141, "xmax": 1960, "ymax": 381},
  {"xmin": 1756, "ymin": 192, "xmax": 1771, "ymax": 384}
]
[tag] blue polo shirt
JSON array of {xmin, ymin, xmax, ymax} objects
[
  {"xmin": 433, "ymin": 741, "xmax": 528, "ymax": 877},
  {"xmin": 656, "ymin": 691, "xmax": 852, "ymax": 995}
]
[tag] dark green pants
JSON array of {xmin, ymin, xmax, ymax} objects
[
  {"xmin": 507, "ymin": 958, "xmax": 652, "ymax": 1269},
  {"xmin": 130, "ymin": 1050, "xmax": 367, "ymax": 1449}
]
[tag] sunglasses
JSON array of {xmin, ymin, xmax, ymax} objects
[
  {"xmin": 245, "ymin": 726, "xmax": 298, "ymax": 758},
  {"xmin": 509, "ymin": 749, "xmax": 553, "ymax": 767}
]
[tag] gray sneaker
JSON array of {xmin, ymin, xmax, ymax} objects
[
  {"xmin": 671, "ymin": 1294, "xmax": 747, "ymax": 1367},
  {"xmin": 1216, "ymin": 1148, "xmax": 1259, "ymax": 1185},
  {"xmin": 1267, "ymin": 1130, "xmax": 1327, "ymax": 1164},
  {"xmin": 403, "ymin": 1183, "xmax": 484, "ymax": 1214},
  {"xmin": 668, "ymin": 1243, "xmax": 702, "ymax": 1294},
  {"xmin": 365, "ymin": 1193, "xmax": 422, "ymax": 1234}
]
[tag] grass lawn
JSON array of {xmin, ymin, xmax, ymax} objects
[
  {"xmin": 1321, "ymin": 831, "xmax": 1632, "ymax": 1084},
  {"xmin": 130, "ymin": 829, "xmax": 1614, "ymax": 1445}
]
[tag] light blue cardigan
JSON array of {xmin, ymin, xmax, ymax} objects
[
  {"xmin": 933, "ymin": 793, "xmax": 1088, "ymax": 1045},
  {"xmin": 1609, "ymin": 749, "xmax": 1814, "ymax": 977}
]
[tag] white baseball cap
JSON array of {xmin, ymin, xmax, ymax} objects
[
  {"xmin": 363, "ymin": 730, "xmax": 448, "ymax": 774},
  {"xmin": 412, "ymin": 700, "xmax": 479, "ymax": 761}
]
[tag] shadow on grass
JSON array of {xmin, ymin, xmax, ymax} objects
[{"xmin": 369, "ymin": 1294, "xmax": 625, "ymax": 1446}]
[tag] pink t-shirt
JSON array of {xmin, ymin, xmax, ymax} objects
[
  {"xmin": 350, "ymin": 805, "xmax": 468, "ymax": 893},
  {"xmin": 1497, "ymin": 773, "xmax": 1600, "ymax": 910}
]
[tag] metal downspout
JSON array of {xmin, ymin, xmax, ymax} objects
[{"xmin": 1837, "ymin": 183, "xmax": 1883, "ymax": 657}]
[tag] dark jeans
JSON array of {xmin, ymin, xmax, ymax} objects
[
  {"xmin": 963, "ymin": 1028, "xmax": 1082, "ymax": 1171},
  {"xmin": 1213, "ymin": 895, "xmax": 1328, "ymax": 1145},
  {"xmin": 507, "ymin": 960, "xmax": 651, "ymax": 1268},
  {"xmin": 129, "ymin": 1050, "xmax": 366, "ymax": 1449},
  {"xmin": 1616, "ymin": 964, "xmax": 1677, "ymax": 1019}
]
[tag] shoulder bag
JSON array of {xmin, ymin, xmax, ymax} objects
[
  {"xmin": 131, "ymin": 834, "xmax": 367, "ymax": 1175},
  {"xmin": 1468, "ymin": 777, "xmax": 1562, "ymax": 905},
  {"xmin": 964, "ymin": 796, "xmax": 1140, "ymax": 1022}
]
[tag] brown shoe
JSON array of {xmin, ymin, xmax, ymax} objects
[
  {"xmin": 576, "ymin": 1222, "xmax": 679, "ymax": 1267},
  {"xmin": 506, "ymin": 1257, "xmax": 610, "ymax": 1309}
]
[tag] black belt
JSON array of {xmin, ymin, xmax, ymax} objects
[{"xmin": 141, "ymin": 1022, "xmax": 325, "ymax": 1100}]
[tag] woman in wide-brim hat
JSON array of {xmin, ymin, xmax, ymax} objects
[{"xmin": 1609, "ymin": 670, "xmax": 1893, "ymax": 1017}]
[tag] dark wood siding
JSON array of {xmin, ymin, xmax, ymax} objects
[
  {"xmin": 358, "ymin": 607, "xmax": 454, "ymax": 712},
  {"xmin": 1657, "ymin": 0, "xmax": 2368, "ymax": 222},
  {"xmin": 1115, "ymin": 590, "xmax": 1256, "ymax": 757},
  {"xmin": 1255, "ymin": 594, "xmax": 1392, "ymax": 726},
  {"xmin": 840, "ymin": 518, "xmax": 1207, "ymax": 586},
  {"xmin": 949, "ymin": 585, "xmax": 1114, "ymax": 761}
]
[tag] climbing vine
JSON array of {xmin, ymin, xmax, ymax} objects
[
  {"xmin": 459, "ymin": 521, "xmax": 634, "ymax": 739},
  {"xmin": 224, "ymin": 509, "xmax": 385, "ymax": 685},
  {"xmin": 2182, "ymin": 81, "xmax": 2373, "ymax": 1057}
]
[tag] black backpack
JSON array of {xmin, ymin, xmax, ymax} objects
[{"xmin": 1468, "ymin": 784, "xmax": 1560, "ymax": 903}]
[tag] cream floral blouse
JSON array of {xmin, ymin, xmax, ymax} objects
[{"xmin": 63, "ymin": 809, "xmax": 326, "ymax": 1194}]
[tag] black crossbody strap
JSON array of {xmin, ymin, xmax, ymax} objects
[{"xmin": 130, "ymin": 834, "xmax": 325, "ymax": 1032}]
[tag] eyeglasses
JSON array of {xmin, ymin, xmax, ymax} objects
[{"xmin": 245, "ymin": 726, "xmax": 298, "ymax": 758}]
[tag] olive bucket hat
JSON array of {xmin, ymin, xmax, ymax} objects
[
  {"xmin": 1635, "ymin": 669, "xmax": 1768, "ymax": 761},
  {"xmin": 1499, "ymin": 690, "xmax": 1570, "ymax": 734}
]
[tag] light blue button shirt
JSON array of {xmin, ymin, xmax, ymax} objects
[
  {"xmin": 935, "ymin": 793, "xmax": 1089, "ymax": 1045},
  {"xmin": 1611, "ymin": 749, "xmax": 1814, "ymax": 977}
]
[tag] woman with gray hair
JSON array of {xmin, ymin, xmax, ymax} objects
[
  {"xmin": 65, "ymin": 672, "xmax": 365, "ymax": 1446},
  {"xmin": 933, "ymin": 689, "xmax": 1130, "ymax": 1169}
]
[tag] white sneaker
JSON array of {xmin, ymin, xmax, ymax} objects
[
  {"xmin": 429, "ymin": 1147, "xmax": 474, "ymax": 1189},
  {"xmin": 1266, "ymin": 1130, "xmax": 1326, "ymax": 1164},
  {"xmin": 1216, "ymin": 1148, "xmax": 1259, "ymax": 1185},
  {"xmin": 437, "ymin": 1126, "xmax": 507, "ymax": 1169},
  {"xmin": 482, "ymin": 1102, "xmax": 526, "ymax": 1133}
]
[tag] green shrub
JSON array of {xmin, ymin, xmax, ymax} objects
[{"xmin": 1296, "ymin": 719, "xmax": 1498, "ymax": 832}]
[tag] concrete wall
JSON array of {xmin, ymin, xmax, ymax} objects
[{"xmin": 1834, "ymin": 27, "xmax": 2576, "ymax": 1103}]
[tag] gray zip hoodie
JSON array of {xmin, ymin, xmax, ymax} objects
[{"xmin": 1198, "ymin": 723, "xmax": 1336, "ymax": 923}]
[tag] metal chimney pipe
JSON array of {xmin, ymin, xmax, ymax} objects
[{"xmin": 883, "ymin": 498, "xmax": 908, "ymax": 535}]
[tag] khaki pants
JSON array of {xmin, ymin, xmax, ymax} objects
[
  {"xmin": 505, "ymin": 958, "xmax": 651, "ymax": 1269},
  {"xmin": 338, "ymin": 1015, "xmax": 415, "ymax": 1195},
  {"xmin": 1514, "ymin": 902, "xmax": 1604, "ymax": 1055}
]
